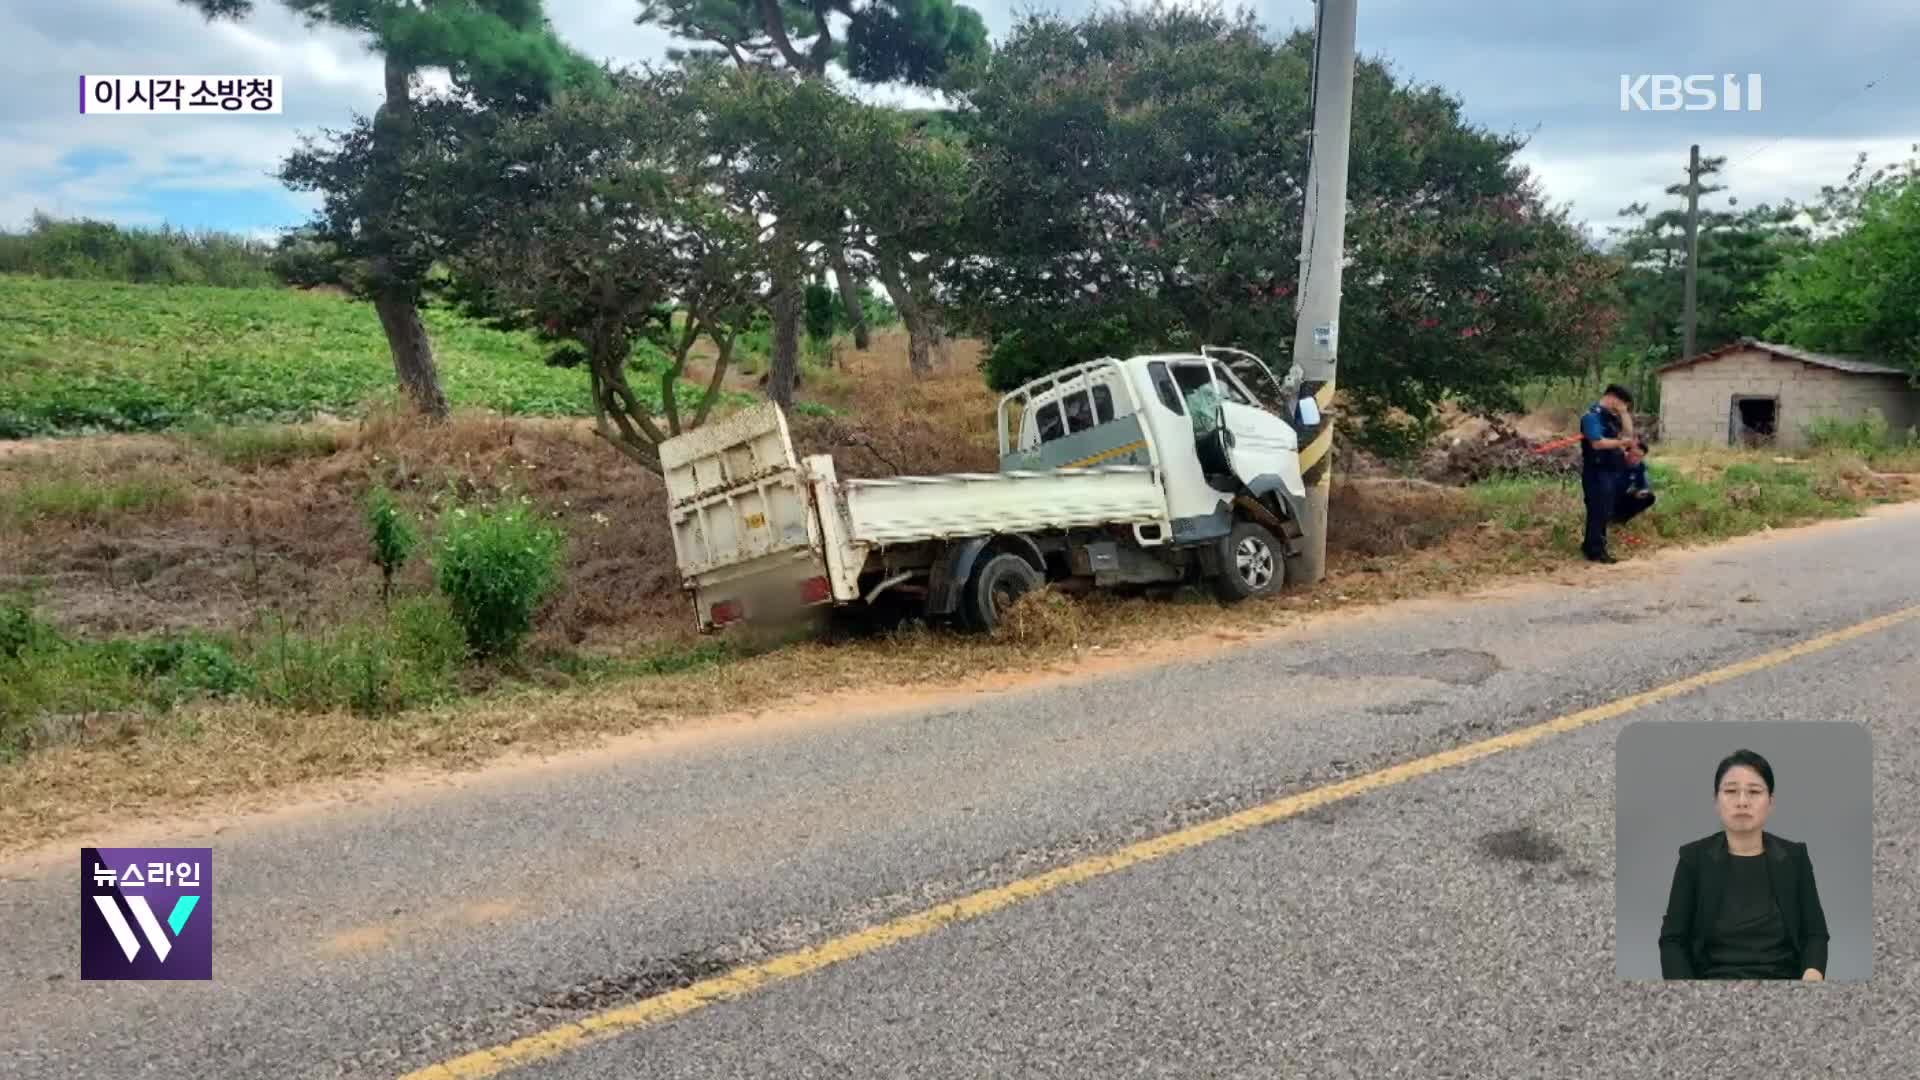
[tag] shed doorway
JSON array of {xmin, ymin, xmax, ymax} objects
[{"xmin": 1731, "ymin": 395, "xmax": 1778, "ymax": 446}]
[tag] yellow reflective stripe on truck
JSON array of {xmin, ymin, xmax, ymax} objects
[{"xmin": 1063, "ymin": 440, "xmax": 1148, "ymax": 469}]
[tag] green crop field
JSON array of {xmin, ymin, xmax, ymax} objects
[{"xmin": 0, "ymin": 275, "xmax": 684, "ymax": 437}]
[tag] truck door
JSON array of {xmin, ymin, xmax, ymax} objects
[{"xmin": 1209, "ymin": 362, "xmax": 1307, "ymax": 500}]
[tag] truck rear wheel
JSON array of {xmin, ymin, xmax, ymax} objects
[
  {"xmin": 1212, "ymin": 521, "xmax": 1283, "ymax": 603},
  {"xmin": 963, "ymin": 553, "xmax": 1042, "ymax": 633}
]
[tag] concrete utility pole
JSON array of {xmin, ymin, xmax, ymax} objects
[
  {"xmin": 1285, "ymin": 0, "xmax": 1359, "ymax": 587},
  {"xmin": 1682, "ymin": 143, "xmax": 1702, "ymax": 362}
]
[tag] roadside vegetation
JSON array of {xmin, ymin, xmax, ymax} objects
[{"xmin": 0, "ymin": 213, "xmax": 277, "ymax": 288}]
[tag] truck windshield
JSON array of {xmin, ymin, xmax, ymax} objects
[{"xmin": 1210, "ymin": 363, "xmax": 1254, "ymax": 405}]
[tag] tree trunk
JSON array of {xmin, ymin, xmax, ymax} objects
[
  {"xmin": 765, "ymin": 226, "xmax": 803, "ymax": 408},
  {"xmin": 875, "ymin": 249, "xmax": 934, "ymax": 378},
  {"xmin": 828, "ymin": 245, "xmax": 870, "ymax": 351},
  {"xmin": 374, "ymin": 290, "xmax": 450, "ymax": 419},
  {"xmin": 930, "ymin": 314, "xmax": 951, "ymax": 369},
  {"xmin": 370, "ymin": 54, "xmax": 449, "ymax": 422}
]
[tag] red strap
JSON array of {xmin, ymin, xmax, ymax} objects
[{"xmin": 1533, "ymin": 435, "xmax": 1581, "ymax": 453}]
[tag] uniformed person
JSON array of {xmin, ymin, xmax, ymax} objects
[{"xmin": 1580, "ymin": 384, "xmax": 1641, "ymax": 563}]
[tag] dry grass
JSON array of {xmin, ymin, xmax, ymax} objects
[
  {"xmin": 0, "ymin": 405, "xmax": 692, "ymax": 648},
  {"xmin": 791, "ymin": 334, "xmax": 1001, "ymax": 477},
  {"xmin": 996, "ymin": 587, "xmax": 1093, "ymax": 648}
]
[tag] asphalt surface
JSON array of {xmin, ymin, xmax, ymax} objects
[{"xmin": 4, "ymin": 502, "xmax": 1919, "ymax": 1078}]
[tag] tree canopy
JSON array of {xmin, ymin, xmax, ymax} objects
[
  {"xmin": 942, "ymin": 6, "xmax": 1620, "ymax": 443},
  {"xmin": 1750, "ymin": 153, "xmax": 1920, "ymax": 375},
  {"xmin": 437, "ymin": 68, "xmax": 763, "ymax": 470},
  {"xmin": 184, "ymin": 0, "xmax": 605, "ymax": 419},
  {"xmin": 636, "ymin": 0, "xmax": 987, "ymax": 83},
  {"xmin": 1601, "ymin": 154, "xmax": 1811, "ymax": 400}
]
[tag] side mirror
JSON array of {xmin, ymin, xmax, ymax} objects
[{"xmin": 1297, "ymin": 397, "xmax": 1321, "ymax": 427}]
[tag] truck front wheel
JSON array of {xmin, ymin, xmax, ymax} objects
[
  {"xmin": 963, "ymin": 553, "xmax": 1042, "ymax": 633},
  {"xmin": 1212, "ymin": 521, "xmax": 1283, "ymax": 603}
]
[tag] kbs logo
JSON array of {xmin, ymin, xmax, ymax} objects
[
  {"xmin": 1620, "ymin": 74, "xmax": 1763, "ymax": 112},
  {"xmin": 80, "ymin": 848, "xmax": 212, "ymax": 980}
]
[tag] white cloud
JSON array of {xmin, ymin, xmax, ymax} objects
[{"xmin": 1517, "ymin": 134, "xmax": 1920, "ymax": 238}]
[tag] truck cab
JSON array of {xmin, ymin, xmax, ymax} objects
[{"xmin": 997, "ymin": 350, "xmax": 1310, "ymax": 550}]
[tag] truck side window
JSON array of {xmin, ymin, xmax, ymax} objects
[
  {"xmin": 1092, "ymin": 384, "xmax": 1115, "ymax": 424},
  {"xmin": 1036, "ymin": 401, "xmax": 1065, "ymax": 443},
  {"xmin": 1063, "ymin": 390, "xmax": 1093, "ymax": 434},
  {"xmin": 1148, "ymin": 363, "xmax": 1184, "ymax": 414}
]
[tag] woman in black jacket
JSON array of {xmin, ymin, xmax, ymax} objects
[{"xmin": 1658, "ymin": 749, "xmax": 1830, "ymax": 980}]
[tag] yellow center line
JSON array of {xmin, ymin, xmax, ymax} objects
[{"xmin": 401, "ymin": 602, "xmax": 1920, "ymax": 1080}]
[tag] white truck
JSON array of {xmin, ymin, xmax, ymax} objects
[{"xmin": 660, "ymin": 346, "xmax": 1320, "ymax": 634}]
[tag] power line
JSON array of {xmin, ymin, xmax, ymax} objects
[
  {"xmin": 1295, "ymin": 0, "xmax": 1324, "ymax": 320},
  {"xmin": 1720, "ymin": 71, "xmax": 1890, "ymax": 176}
]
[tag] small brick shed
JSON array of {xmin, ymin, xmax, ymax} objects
[{"xmin": 1655, "ymin": 339, "xmax": 1920, "ymax": 450}]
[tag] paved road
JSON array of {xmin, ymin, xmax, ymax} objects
[{"xmin": 5, "ymin": 503, "xmax": 1919, "ymax": 1078}]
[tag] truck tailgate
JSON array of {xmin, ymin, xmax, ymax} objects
[{"xmin": 660, "ymin": 403, "xmax": 833, "ymax": 630}]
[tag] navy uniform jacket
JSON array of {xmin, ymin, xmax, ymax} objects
[{"xmin": 1580, "ymin": 404, "xmax": 1628, "ymax": 473}]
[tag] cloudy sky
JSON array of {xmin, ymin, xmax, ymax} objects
[{"xmin": 6, "ymin": 0, "xmax": 1917, "ymax": 243}]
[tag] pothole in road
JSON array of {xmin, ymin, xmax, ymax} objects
[
  {"xmin": 1532, "ymin": 608, "xmax": 1649, "ymax": 626},
  {"xmin": 1294, "ymin": 648, "xmax": 1505, "ymax": 687},
  {"xmin": 1477, "ymin": 824, "xmax": 1564, "ymax": 864},
  {"xmin": 1367, "ymin": 698, "xmax": 1443, "ymax": 717},
  {"xmin": 1475, "ymin": 824, "xmax": 1602, "ymax": 886},
  {"xmin": 534, "ymin": 954, "xmax": 740, "ymax": 1012}
]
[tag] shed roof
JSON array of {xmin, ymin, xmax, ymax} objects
[{"xmin": 1657, "ymin": 338, "xmax": 1909, "ymax": 378}]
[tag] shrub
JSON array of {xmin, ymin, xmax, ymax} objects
[
  {"xmin": 388, "ymin": 594, "xmax": 471, "ymax": 676},
  {"xmin": 1, "ymin": 598, "xmax": 52, "ymax": 660},
  {"xmin": 126, "ymin": 636, "xmax": 253, "ymax": 703},
  {"xmin": 364, "ymin": 486, "xmax": 420, "ymax": 604},
  {"xmin": 267, "ymin": 229, "xmax": 344, "ymax": 288},
  {"xmin": 0, "ymin": 213, "xmax": 275, "ymax": 287},
  {"xmin": 1349, "ymin": 411, "xmax": 1446, "ymax": 464},
  {"xmin": 1804, "ymin": 410, "xmax": 1920, "ymax": 466},
  {"xmin": 804, "ymin": 281, "xmax": 836, "ymax": 343},
  {"xmin": 249, "ymin": 598, "xmax": 466, "ymax": 717},
  {"xmin": 433, "ymin": 499, "xmax": 566, "ymax": 657}
]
